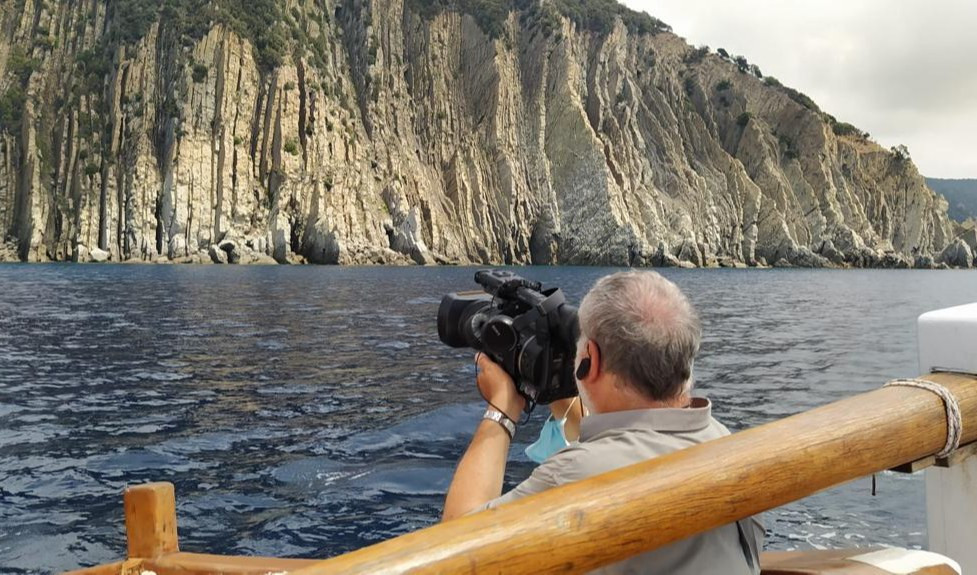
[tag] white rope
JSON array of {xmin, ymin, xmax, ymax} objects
[{"xmin": 884, "ymin": 378, "xmax": 962, "ymax": 458}]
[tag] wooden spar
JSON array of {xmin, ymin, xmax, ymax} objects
[
  {"xmin": 62, "ymin": 554, "xmax": 316, "ymax": 575},
  {"xmin": 289, "ymin": 371, "xmax": 977, "ymax": 575},
  {"xmin": 61, "ymin": 561, "xmax": 133, "ymax": 575},
  {"xmin": 124, "ymin": 482, "xmax": 179, "ymax": 559},
  {"xmin": 141, "ymin": 553, "xmax": 317, "ymax": 575},
  {"xmin": 891, "ymin": 440, "xmax": 977, "ymax": 473}
]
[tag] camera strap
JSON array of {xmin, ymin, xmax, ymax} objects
[
  {"xmin": 533, "ymin": 290, "xmax": 568, "ymax": 403},
  {"xmin": 535, "ymin": 288, "xmax": 566, "ymax": 321}
]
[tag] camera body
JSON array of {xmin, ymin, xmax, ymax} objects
[{"xmin": 438, "ymin": 270, "xmax": 580, "ymax": 407}]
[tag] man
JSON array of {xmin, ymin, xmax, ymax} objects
[{"xmin": 442, "ymin": 270, "xmax": 762, "ymax": 574}]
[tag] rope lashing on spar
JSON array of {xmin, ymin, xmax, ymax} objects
[{"xmin": 884, "ymin": 378, "xmax": 963, "ymax": 458}]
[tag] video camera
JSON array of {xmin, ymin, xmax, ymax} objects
[{"xmin": 437, "ymin": 270, "xmax": 580, "ymax": 408}]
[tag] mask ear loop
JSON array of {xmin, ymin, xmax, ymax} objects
[{"xmin": 560, "ymin": 396, "xmax": 579, "ymax": 421}]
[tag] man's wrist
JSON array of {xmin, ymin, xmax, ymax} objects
[
  {"xmin": 483, "ymin": 406, "xmax": 516, "ymax": 439},
  {"xmin": 486, "ymin": 399, "xmax": 522, "ymax": 423}
]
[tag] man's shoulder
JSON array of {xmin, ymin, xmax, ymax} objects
[
  {"xmin": 478, "ymin": 413, "xmax": 732, "ymax": 512},
  {"xmin": 584, "ymin": 412, "xmax": 731, "ymax": 447},
  {"xmin": 706, "ymin": 416, "xmax": 733, "ymax": 438},
  {"xmin": 541, "ymin": 414, "xmax": 730, "ymax": 483}
]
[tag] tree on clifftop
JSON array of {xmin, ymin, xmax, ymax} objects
[{"xmin": 891, "ymin": 144, "xmax": 911, "ymax": 162}]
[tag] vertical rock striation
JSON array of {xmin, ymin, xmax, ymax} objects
[{"xmin": 0, "ymin": 0, "xmax": 959, "ymax": 266}]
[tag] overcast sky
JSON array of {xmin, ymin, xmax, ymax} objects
[{"xmin": 622, "ymin": 0, "xmax": 977, "ymax": 179}]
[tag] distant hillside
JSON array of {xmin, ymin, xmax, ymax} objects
[{"xmin": 927, "ymin": 178, "xmax": 977, "ymax": 222}]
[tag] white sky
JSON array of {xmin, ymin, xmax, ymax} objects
[{"xmin": 621, "ymin": 0, "xmax": 977, "ymax": 179}]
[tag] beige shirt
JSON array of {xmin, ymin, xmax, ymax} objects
[{"xmin": 480, "ymin": 397, "xmax": 762, "ymax": 575}]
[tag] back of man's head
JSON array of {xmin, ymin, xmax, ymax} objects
[{"xmin": 578, "ymin": 271, "xmax": 701, "ymax": 401}]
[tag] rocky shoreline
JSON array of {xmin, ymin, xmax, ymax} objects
[{"xmin": 3, "ymin": 235, "xmax": 973, "ymax": 269}]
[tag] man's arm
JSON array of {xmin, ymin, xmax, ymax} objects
[
  {"xmin": 441, "ymin": 354, "xmax": 525, "ymax": 521},
  {"xmin": 441, "ymin": 418, "xmax": 513, "ymax": 521}
]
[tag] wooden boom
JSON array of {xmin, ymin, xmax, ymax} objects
[
  {"xmin": 290, "ymin": 371, "xmax": 977, "ymax": 574},
  {"xmin": 63, "ymin": 372, "xmax": 976, "ymax": 575}
]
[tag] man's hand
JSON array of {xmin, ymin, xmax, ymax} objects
[{"xmin": 476, "ymin": 353, "xmax": 525, "ymax": 421}]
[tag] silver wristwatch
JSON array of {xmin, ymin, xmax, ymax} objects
[{"xmin": 483, "ymin": 407, "xmax": 516, "ymax": 439}]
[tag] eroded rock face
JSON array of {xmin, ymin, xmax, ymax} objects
[
  {"xmin": 0, "ymin": 1, "xmax": 956, "ymax": 267},
  {"xmin": 0, "ymin": 240, "xmax": 17, "ymax": 262},
  {"xmin": 817, "ymin": 239, "xmax": 845, "ymax": 266},
  {"xmin": 939, "ymin": 239, "xmax": 974, "ymax": 269},
  {"xmin": 208, "ymin": 244, "xmax": 228, "ymax": 265},
  {"xmin": 89, "ymin": 247, "xmax": 110, "ymax": 263}
]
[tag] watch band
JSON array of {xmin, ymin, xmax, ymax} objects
[{"xmin": 483, "ymin": 407, "xmax": 516, "ymax": 439}]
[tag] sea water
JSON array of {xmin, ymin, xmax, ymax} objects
[{"xmin": 1, "ymin": 264, "xmax": 976, "ymax": 574}]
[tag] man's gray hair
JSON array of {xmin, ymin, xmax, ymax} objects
[{"xmin": 578, "ymin": 271, "xmax": 701, "ymax": 401}]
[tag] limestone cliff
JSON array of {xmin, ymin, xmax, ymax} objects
[{"xmin": 0, "ymin": 0, "xmax": 960, "ymax": 267}]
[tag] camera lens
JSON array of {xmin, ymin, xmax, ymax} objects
[
  {"xmin": 482, "ymin": 316, "xmax": 518, "ymax": 354},
  {"xmin": 438, "ymin": 293, "xmax": 493, "ymax": 348}
]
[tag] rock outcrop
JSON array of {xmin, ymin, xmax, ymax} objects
[
  {"xmin": 0, "ymin": 0, "xmax": 959, "ymax": 267},
  {"xmin": 939, "ymin": 239, "xmax": 973, "ymax": 269}
]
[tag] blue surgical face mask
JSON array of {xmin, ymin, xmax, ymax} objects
[
  {"xmin": 524, "ymin": 415, "xmax": 570, "ymax": 464},
  {"xmin": 524, "ymin": 397, "xmax": 580, "ymax": 464}
]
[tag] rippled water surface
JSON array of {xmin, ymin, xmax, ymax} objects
[{"xmin": 1, "ymin": 265, "xmax": 976, "ymax": 574}]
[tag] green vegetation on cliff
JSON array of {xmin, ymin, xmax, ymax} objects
[
  {"xmin": 0, "ymin": 47, "xmax": 36, "ymax": 133},
  {"xmin": 407, "ymin": 0, "xmax": 670, "ymax": 38},
  {"xmin": 103, "ymin": 0, "xmax": 285, "ymax": 70},
  {"xmin": 0, "ymin": 0, "xmax": 291, "ymax": 141},
  {"xmin": 0, "ymin": 84, "xmax": 25, "ymax": 133},
  {"xmin": 93, "ymin": 0, "xmax": 669, "ymax": 64},
  {"xmin": 688, "ymin": 46, "xmax": 876, "ymax": 145},
  {"xmin": 550, "ymin": 0, "xmax": 669, "ymax": 35},
  {"xmin": 219, "ymin": 0, "xmax": 287, "ymax": 70},
  {"xmin": 1, "ymin": 0, "xmax": 667, "ymax": 135}
]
